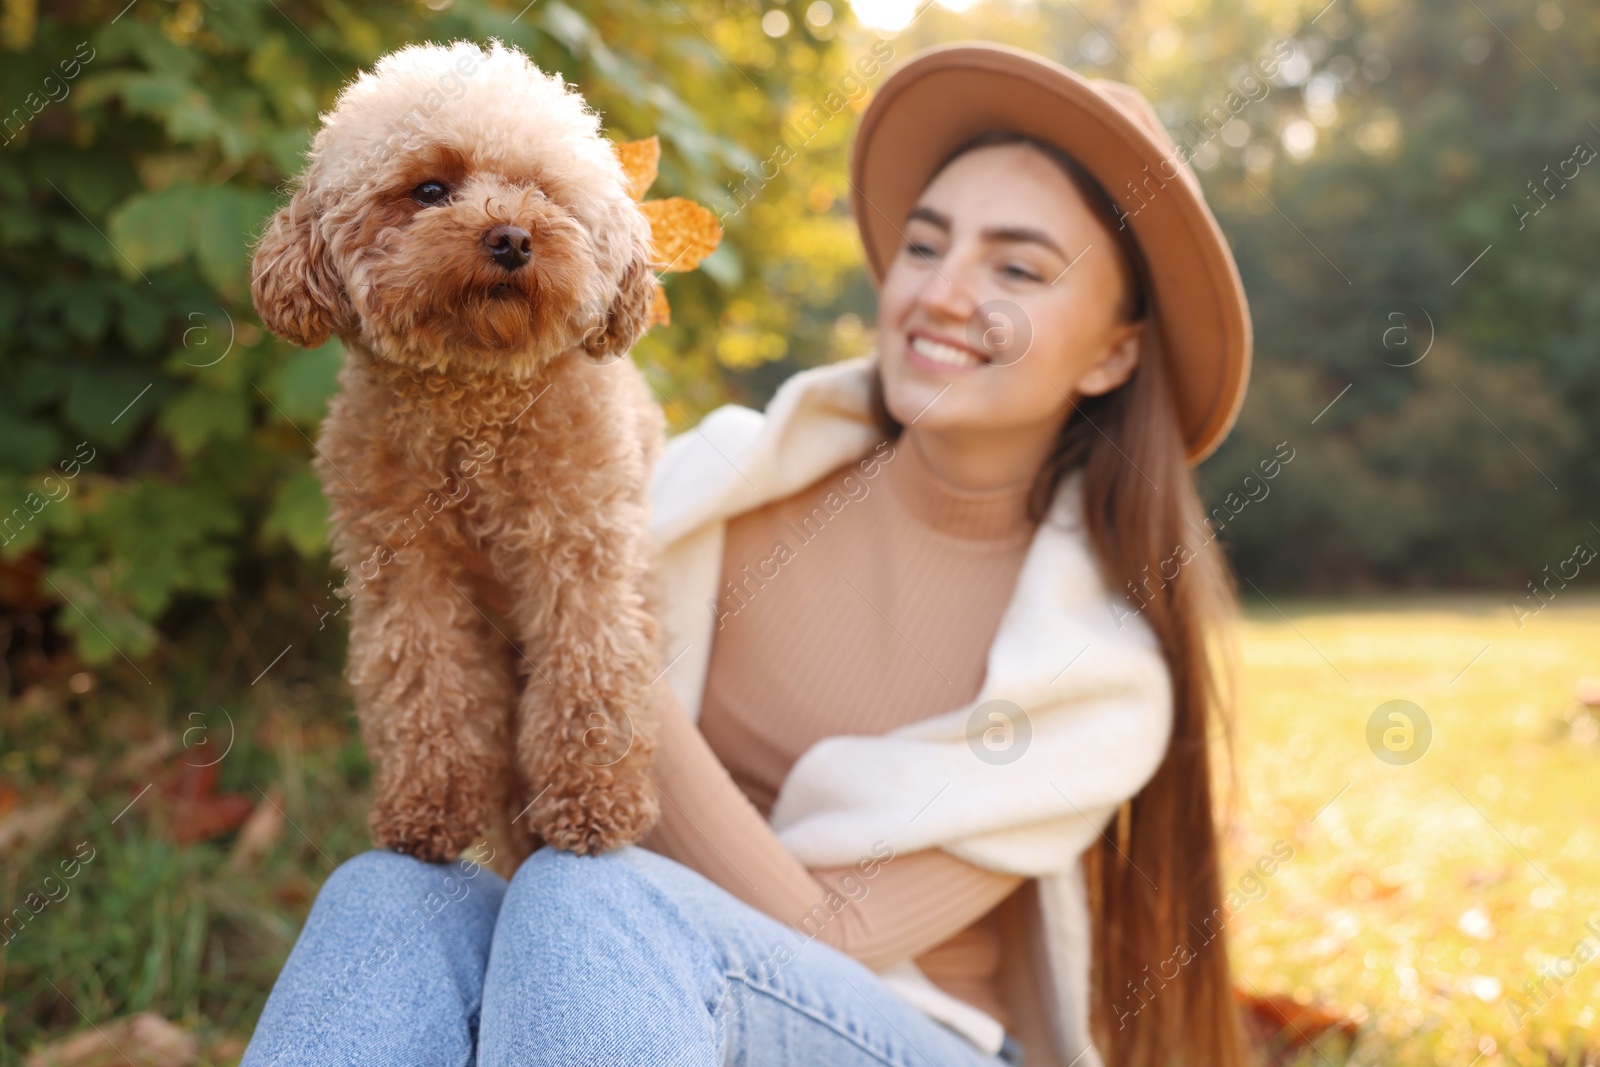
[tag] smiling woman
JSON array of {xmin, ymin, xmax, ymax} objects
[
  {"xmin": 856, "ymin": 130, "xmax": 1249, "ymax": 1067},
  {"xmin": 615, "ymin": 40, "xmax": 1255, "ymax": 1067}
]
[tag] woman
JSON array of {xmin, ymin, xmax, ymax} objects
[{"xmin": 242, "ymin": 42, "xmax": 1253, "ymax": 1067}]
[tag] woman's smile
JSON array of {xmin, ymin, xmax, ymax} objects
[{"xmin": 906, "ymin": 329, "xmax": 990, "ymax": 372}]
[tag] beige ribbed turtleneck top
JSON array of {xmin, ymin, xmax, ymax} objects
[{"xmin": 652, "ymin": 430, "xmax": 1039, "ymax": 1024}]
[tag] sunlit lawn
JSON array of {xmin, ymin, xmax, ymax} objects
[{"xmin": 1226, "ymin": 596, "xmax": 1600, "ymax": 1067}]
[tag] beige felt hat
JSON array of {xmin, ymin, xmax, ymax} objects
[{"xmin": 851, "ymin": 41, "xmax": 1252, "ymax": 465}]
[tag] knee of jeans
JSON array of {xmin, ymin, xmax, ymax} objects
[
  {"xmin": 507, "ymin": 846, "xmax": 628, "ymax": 895},
  {"xmin": 500, "ymin": 847, "xmax": 668, "ymax": 931},
  {"xmin": 319, "ymin": 849, "xmax": 482, "ymax": 915}
]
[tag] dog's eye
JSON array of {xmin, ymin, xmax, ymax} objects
[{"xmin": 410, "ymin": 181, "xmax": 450, "ymax": 206}]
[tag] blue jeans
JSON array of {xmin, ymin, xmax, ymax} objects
[{"xmin": 241, "ymin": 846, "xmax": 1014, "ymax": 1066}]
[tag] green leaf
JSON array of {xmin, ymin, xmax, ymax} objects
[
  {"xmin": 0, "ymin": 201, "xmax": 48, "ymax": 246},
  {"xmin": 159, "ymin": 383, "xmax": 250, "ymax": 457},
  {"xmin": 64, "ymin": 369, "xmax": 162, "ymax": 445},
  {"xmin": 193, "ymin": 186, "xmax": 279, "ymax": 297},
  {"xmin": 60, "ymin": 280, "xmax": 115, "ymax": 342},
  {"xmin": 264, "ymin": 467, "xmax": 329, "ymax": 558},
  {"xmin": 107, "ymin": 184, "xmax": 277, "ymax": 295},
  {"xmin": 0, "ymin": 407, "xmax": 63, "ymax": 475},
  {"xmin": 100, "ymin": 19, "xmax": 203, "ymax": 79},
  {"xmin": 262, "ymin": 126, "xmax": 313, "ymax": 177},
  {"xmin": 0, "ymin": 487, "xmax": 51, "ymax": 554},
  {"xmin": 50, "ymin": 217, "xmax": 116, "ymax": 267},
  {"xmin": 46, "ymin": 154, "xmax": 131, "ymax": 217},
  {"xmin": 107, "ymin": 185, "xmax": 193, "ymax": 275},
  {"xmin": 268, "ymin": 337, "xmax": 344, "ymax": 424},
  {"xmin": 45, "ymin": 570, "xmax": 158, "ymax": 665},
  {"xmin": 92, "ymin": 480, "xmax": 241, "ymax": 616},
  {"xmin": 116, "ymin": 286, "xmax": 168, "ymax": 351},
  {"xmin": 11, "ymin": 361, "xmax": 75, "ymax": 409}
]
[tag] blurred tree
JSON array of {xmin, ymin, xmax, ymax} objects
[{"xmin": 1179, "ymin": 0, "xmax": 1597, "ymax": 593}]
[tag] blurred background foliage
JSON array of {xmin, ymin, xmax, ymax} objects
[
  {"xmin": 1, "ymin": 0, "xmax": 1596, "ymax": 1059},
  {"xmin": 1, "ymin": 0, "xmax": 1595, "ymax": 674},
  {"xmin": 2, "ymin": 0, "xmax": 1595, "ymax": 689}
]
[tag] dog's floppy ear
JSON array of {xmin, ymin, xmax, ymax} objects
[
  {"xmin": 582, "ymin": 250, "xmax": 656, "ymax": 363},
  {"xmin": 250, "ymin": 187, "xmax": 346, "ymax": 349}
]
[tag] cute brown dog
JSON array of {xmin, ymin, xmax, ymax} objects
[{"xmin": 250, "ymin": 40, "xmax": 664, "ymax": 863}]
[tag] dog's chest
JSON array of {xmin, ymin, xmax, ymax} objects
[{"xmin": 353, "ymin": 357, "xmax": 622, "ymax": 513}]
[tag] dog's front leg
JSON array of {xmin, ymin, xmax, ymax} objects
[
  {"xmin": 510, "ymin": 542, "xmax": 661, "ymax": 855},
  {"xmin": 344, "ymin": 548, "xmax": 515, "ymax": 863}
]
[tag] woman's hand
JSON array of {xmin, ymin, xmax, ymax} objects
[{"xmin": 643, "ymin": 682, "xmax": 1025, "ymax": 969}]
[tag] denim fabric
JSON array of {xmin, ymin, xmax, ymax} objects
[{"xmin": 241, "ymin": 846, "xmax": 1012, "ymax": 1067}]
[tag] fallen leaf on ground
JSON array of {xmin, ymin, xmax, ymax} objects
[
  {"xmin": 272, "ymin": 873, "xmax": 313, "ymax": 908},
  {"xmin": 201, "ymin": 1034, "xmax": 248, "ymax": 1065},
  {"xmin": 0, "ymin": 793, "xmax": 76, "ymax": 860},
  {"xmin": 114, "ymin": 732, "xmax": 176, "ymax": 778},
  {"xmin": 229, "ymin": 786, "xmax": 285, "ymax": 869},
  {"xmin": 1236, "ymin": 987, "xmax": 1359, "ymax": 1063},
  {"xmin": 154, "ymin": 762, "xmax": 254, "ymax": 845},
  {"xmin": 25, "ymin": 1012, "xmax": 197, "ymax": 1067}
]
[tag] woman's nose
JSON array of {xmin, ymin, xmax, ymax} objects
[{"xmin": 913, "ymin": 255, "xmax": 980, "ymax": 323}]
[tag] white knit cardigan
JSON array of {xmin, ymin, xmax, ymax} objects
[{"xmin": 648, "ymin": 355, "xmax": 1173, "ymax": 1067}]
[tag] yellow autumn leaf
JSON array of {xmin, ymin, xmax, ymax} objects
[
  {"xmin": 611, "ymin": 135, "xmax": 722, "ymax": 330},
  {"xmin": 615, "ymin": 136, "xmax": 660, "ymax": 201},
  {"xmin": 641, "ymin": 197, "xmax": 723, "ymax": 273},
  {"xmin": 646, "ymin": 281, "xmax": 671, "ymax": 328}
]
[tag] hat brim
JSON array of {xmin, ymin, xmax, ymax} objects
[{"xmin": 851, "ymin": 42, "xmax": 1251, "ymax": 465}]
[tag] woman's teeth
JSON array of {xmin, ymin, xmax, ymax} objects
[{"xmin": 911, "ymin": 335, "xmax": 984, "ymax": 367}]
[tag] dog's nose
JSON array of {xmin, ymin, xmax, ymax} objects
[{"xmin": 485, "ymin": 224, "xmax": 532, "ymax": 271}]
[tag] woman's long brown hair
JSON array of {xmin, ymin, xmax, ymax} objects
[{"xmin": 867, "ymin": 131, "xmax": 1248, "ymax": 1067}]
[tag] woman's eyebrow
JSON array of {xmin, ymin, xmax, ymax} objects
[
  {"xmin": 906, "ymin": 206, "xmax": 1068, "ymax": 260},
  {"xmin": 981, "ymin": 225, "xmax": 1068, "ymax": 259}
]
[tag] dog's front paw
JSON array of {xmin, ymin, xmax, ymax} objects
[
  {"xmin": 525, "ymin": 760, "xmax": 659, "ymax": 855},
  {"xmin": 369, "ymin": 790, "xmax": 492, "ymax": 864}
]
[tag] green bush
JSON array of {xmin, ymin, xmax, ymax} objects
[{"xmin": 0, "ymin": 0, "xmax": 867, "ymax": 678}]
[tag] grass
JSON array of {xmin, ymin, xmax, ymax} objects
[
  {"xmin": 0, "ymin": 668, "xmax": 373, "ymax": 1064},
  {"xmin": 2, "ymin": 596, "xmax": 1596, "ymax": 1064},
  {"xmin": 1225, "ymin": 595, "xmax": 1600, "ymax": 1067}
]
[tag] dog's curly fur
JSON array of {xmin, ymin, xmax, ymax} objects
[{"xmin": 250, "ymin": 40, "xmax": 664, "ymax": 862}]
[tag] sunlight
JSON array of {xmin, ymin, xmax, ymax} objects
[{"xmin": 849, "ymin": 0, "xmax": 923, "ymax": 31}]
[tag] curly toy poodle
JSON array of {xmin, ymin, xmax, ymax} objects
[{"xmin": 250, "ymin": 40, "xmax": 664, "ymax": 863}]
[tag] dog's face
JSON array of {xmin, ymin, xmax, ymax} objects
[{"xmin": 251, "ymin": 41, "xmax": 656, "ymax": 377}]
